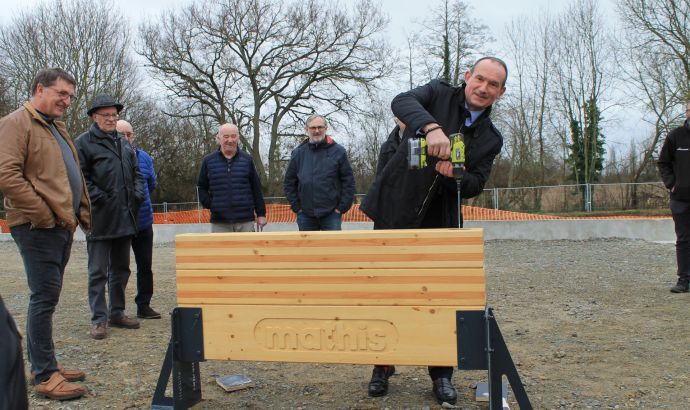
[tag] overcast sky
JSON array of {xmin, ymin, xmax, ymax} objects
[
  {"xmin": 1, "ymin": 0, "xmax": 616, "ymax": 45},
  {"xmin": 2, "ymin": 0, "xmax": 641, "ymax": 147}
]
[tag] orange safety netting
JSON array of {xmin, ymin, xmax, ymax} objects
[
  {"xmin": 148, "ymin": 204, "xmax": 670, "ymax": 224},
  {"xmin": 0, "ymin": 205, "xmax": 671, "ymax": 233}
]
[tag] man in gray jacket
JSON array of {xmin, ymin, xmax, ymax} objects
[{"xmin": 75, "ymin": 95, "xmax": 145, "ymax": 340}]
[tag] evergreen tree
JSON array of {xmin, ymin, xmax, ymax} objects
[{"xmin": 567, "ymin": 98, "xmax": 605, "ymax": 184}]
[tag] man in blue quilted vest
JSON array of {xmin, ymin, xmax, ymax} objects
[
  {"xmin": 197, "ymin": 123, "xmax": 267, "ymax": 232},
  {"xmin": 117, "ymin": 120, "xmax": 161, "ymax": 319}
]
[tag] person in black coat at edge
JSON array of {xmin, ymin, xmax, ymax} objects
[
  {"xmin": 360, "ymin": 56, "xmax": 508, "ymax": 405},
  {"xmin": 658, "ymin": 101, "xmax": 690, "ymax": 293},
  {"xmin": 0, "ymin": 294, "xmax": 28, "ymax": 410}
]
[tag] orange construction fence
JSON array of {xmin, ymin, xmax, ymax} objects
[{"xmin": 0, "ymin": 204, "xmax": 670, "ymax": 233}]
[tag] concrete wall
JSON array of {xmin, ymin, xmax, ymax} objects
[{"xmin": 0, "ymin": 219, "xmax": 675, "ymax": 243}]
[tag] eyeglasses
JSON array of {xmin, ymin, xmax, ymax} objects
[
  {"xmin": 121, "ymin": 132, "xmax": 133, "ymax": 137},
  {"xmin": 308, "ymin": 126, "xmax": 326, "ymax": 131},
  {"xmin": 94, "ymin": 113, "xmax": 119, "ymax": 120},
  {"xmin": 46, "ymin": 86, "xmax": 74, "ymax": 100}
]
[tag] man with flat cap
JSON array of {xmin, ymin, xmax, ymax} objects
[{"xmin": 75, "ymin": 94, "xmax": 145, "ymax": 340}]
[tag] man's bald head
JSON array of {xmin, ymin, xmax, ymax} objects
[
  {"xmin": 116, "ymin": 120, "xmax": 134, "ymax": 144},
  {"xmin": 218, "ymin": 123, "xmax": 239, "ymax": 137},
  {"xmin": 216, "ymin": 123, "xmax": 240, "ymax": 159}
]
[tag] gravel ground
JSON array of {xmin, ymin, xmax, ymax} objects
[{"xmin": 1, "ymin": 238, "xmax": 689, "ymax": 409}]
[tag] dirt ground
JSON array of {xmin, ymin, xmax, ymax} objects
[{"xmin": 2, "ymin": 238, "xmax": 690, "ymax": 409}]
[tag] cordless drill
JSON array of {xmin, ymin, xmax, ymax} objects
[{"xmin": 408, "ymin": 132, "xmax": 465, "ymax": 227}]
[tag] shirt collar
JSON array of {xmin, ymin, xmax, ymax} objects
[{"xmin": 464, "ymin": 102, "xmax": 485, "ymax": 127}]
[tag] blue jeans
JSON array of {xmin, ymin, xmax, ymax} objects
[
  {"xmin": 211, "ymin": 221, "xmax": 255, "ymax": 232},
  {"xmin": 10, "ymin": 223, "xmax": 73, "ymax": 383},
  {"xmin": 296, "ymin": 211, "xmax": 342, "ymax": 231}
]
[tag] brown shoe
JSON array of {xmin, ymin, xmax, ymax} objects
[
  {"xmin": 34, "ymin": 372, "xmax": 86, "ymax": 400},
  {"xmin": 57, "ymin": 364, "xmax": 86, "ymax": 382},
  {"xmin": 30, "ymin": 364, "xmax": 86, "ymax": 383},
  {"xmin": 109, "ymin": 315, "xmax": 140, "ymax": 329},
  {"xmin": 90, "ymin": 322, "xmax": 107, "ymax": 340}
]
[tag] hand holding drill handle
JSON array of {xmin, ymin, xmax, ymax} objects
[
  {"xmin": 409, "ymin": 125, "xmax": 465, "ymax": 180},
  {"xmin": 423, "ymin": 124, "xmax": 451, "ymax": 159}
]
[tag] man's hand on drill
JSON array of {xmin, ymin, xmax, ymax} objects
[
  {"xmin": 424, "ymin": 125, "xmax": 451, "ymax": 159},
  {"xmin": 435, "ymin": 161, "xmax": 465, "ymax": 178}
]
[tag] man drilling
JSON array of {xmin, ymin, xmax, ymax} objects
[{"xmin": 361, "ymin": 56, "xmax": 507, "ymax": 405}]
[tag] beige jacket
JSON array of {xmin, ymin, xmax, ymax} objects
[{"xmin": 0, "ymin": 102, "xmax": 91, "ymax": 232}]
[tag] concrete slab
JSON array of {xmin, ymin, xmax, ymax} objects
[{"xmin": 0, "ymin": 219, "xmax": 675, "ymax": 243}]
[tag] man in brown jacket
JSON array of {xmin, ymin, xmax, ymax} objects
[{"xmin": 0, "ymin": 68, "xmax": 91, "ymax": 401}]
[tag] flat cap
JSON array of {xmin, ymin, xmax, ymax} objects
[{"xmin": 87, "ymin": 94, "xmax": 124, "ymax": 116}]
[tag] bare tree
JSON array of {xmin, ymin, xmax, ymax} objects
[
  {"xmin": 407, "ymin": 0, "xmax": 492, "ymax": 86},
  {"xmin": 618, "ymin": 0, "xmax": 689, "ymax": 104},
  {"xmin": 138, "ymin": 0, "xmax": 394, "ymax": 195},
  {"xmin": 0, "ymin": 76, "xmax": 12, "ymax": 118},
  {"xmin": 0, "ymin": 0, "xmax": 141, "ymax": 134},
  {"xmin": 551, "ymin": 0, "xmax": 615, "ymax": 185},
  {"xmin": 617, "ymin": 0, "xmax": 690, "ymax": 182},
  {"xmin": 500, "ymin": 13, "xmax": 559, "ymax": 189},
  {"xmin": 341, "ymin": 91, "xmax": 394, "ymax": 194}
]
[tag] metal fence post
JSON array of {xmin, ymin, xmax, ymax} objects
[
  {"xmin": 196, "ymin": 186, "xmax": 201, "ymax": 224},
  {"xmin": 163, "ymin": 202, "xmax": 168, "ymax": 223},
  {"xmin": 493, "ymin": 188, "xmax": 499, "ymax": 211}
]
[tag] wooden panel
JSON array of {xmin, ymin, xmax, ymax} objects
[
  {"xmin": 184, "ymin": 304, "xmax": 482, "ymax": 366},
  {"xmin": 177, "ymin": 268, "xmax": 485, "ymax": 306},
  {"xmin": 175, "ymin": 229, "xmax": 486, "ymax": 306},
  {"xmin": 175, "ymin": 228, "xmax": 484, "ymax": 270}
]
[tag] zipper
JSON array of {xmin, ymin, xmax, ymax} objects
[{"xmin": 418, "ymin": 174, "xmax": 440, "ymax": 216}]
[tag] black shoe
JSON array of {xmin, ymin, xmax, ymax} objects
[
  {"xmin": 671, "ymin": 276, "xmax": 690, "ymax": 293},
  {"xmin": 137, "ymin": 306, "xmax": 162, "ymax": 319},
  {"xmin": 432, "ymin": 377, "xmax": 457, "ymax": 405},
  {"xmin": 367, "ymin": 365, "xmax": 395, "ymax": 397}
]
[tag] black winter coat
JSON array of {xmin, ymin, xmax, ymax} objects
[
  {"xmin": 361, "ymin": 80, "xmax": 503, "ymax": 229},
  {"xmin": 197, "ymin": 149, "xmax": 266, "ymax": 223},
  {"xmin": 658, "ymin": 120, "xmax": 690, "ymax": 203},
  {"xmin": 0, "ymin": 294, "xmax": 27, "ymax": 410},
  {"xmin": 283, "ymin": 136, "xmax": 356, "ymax": 218},
  {"xmin": 75, "ymin": 123, "xmax": 144, "ymax": 240},
  {"xmin": 376, "ymin": 126, "xmax": 402, "ymax": 176}
]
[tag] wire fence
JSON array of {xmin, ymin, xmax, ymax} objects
[
  {"xmin": 0, "ymin": 182, "xmax": 671, "ymax": 231},
  {"xmin": 147, "ymin": 182, "xmax": 669, "ymax": 223},
  {"xmin": 468, "ymin": 182, "xmax": 668, "ymax": 213}
]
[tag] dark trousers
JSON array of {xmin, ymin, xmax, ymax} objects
[
  {"xmin": 423, "ymin": 193, "xmax": 454, "ymax": 380},
  {"xmin": 297, "ymin": 211, "xmax": 342, "ymax": 231},
  {"xmin": 87, "ymin": 236, "xmax": 132, "ymax": 324},
  {"xmin": 131, "ymin": 226, "xmax": 154, "ymax": 309},
  {"xmin": 374, "ymin": 192, "xmax": 455, "ymax": 381},
  {"xmin": 10, "ymin": 223, "xmax": 73, "ymax": 383},
  {"xmin": 671, "ymin": 200, "xmax": 690, "ymax": 281},
  {"xmin": 0, "ymin": 295, "xmax": 29, "ymax": 410}
]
